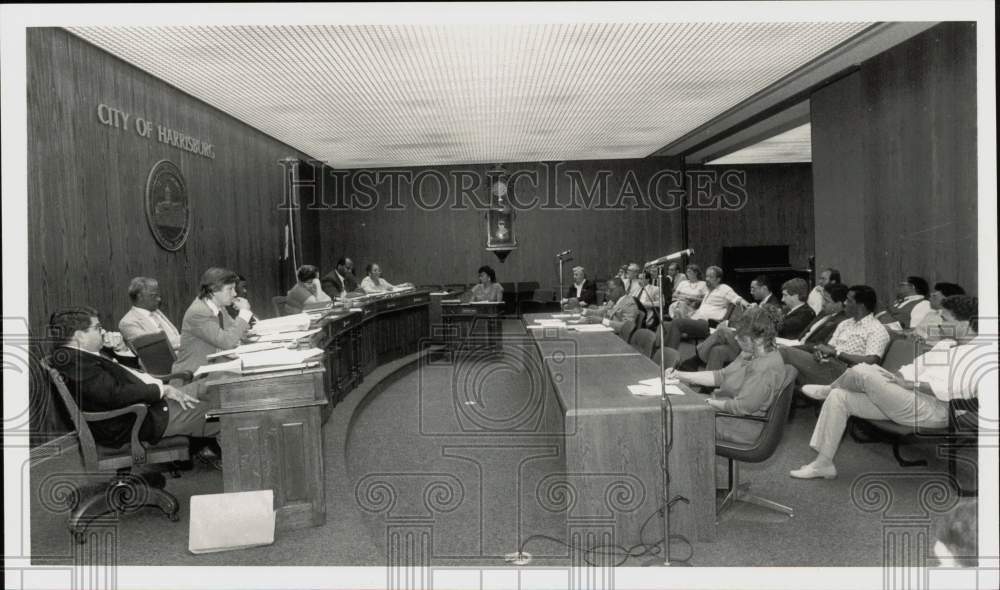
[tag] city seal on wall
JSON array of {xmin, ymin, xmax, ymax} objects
[{"xmin": 144, "ymin": 159, "xmax": 191, "ymax": 251}]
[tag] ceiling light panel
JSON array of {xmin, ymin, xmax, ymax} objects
[
  {"xmin": 706, "ymin": 123, "xmax": 812, "ymax": 165},
  {"xmin": 68, "ymin": 23, "xmax": 869, "ymax": 167}
]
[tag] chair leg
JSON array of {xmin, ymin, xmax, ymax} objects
[
  {"xmin": 717, "ymin": 461, "xmax": 794, "ymax": 519},
  {"xmin": 891, "ymin": 440, "xmax": 928, "ymax": 467},
  {"xmin": 69, "ymin": 473, "xmax": 182, "ymax": 543}
]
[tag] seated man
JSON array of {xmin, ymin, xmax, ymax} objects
[
  {"xmin": 912, "ymin": 282, "xmax": 965, "ymax": 343},
  {"xmin": 807, "ymin": 267, "xmax": 841, "ymax": 315},
  {"xmin": 781, "ymin": 285, "xmax": 890, "ymax": 387},
  {"xmin": 561, "ymin": 265, "xmax": 598, "ymax": 307},
  {"xmin": 173, "ymin": 267, "xmax": 253, "ymax": 375},
  {"xmin": 286, "ymin": 264, "xmax": 330, "ymax": 313},
  {"xmin": 581, "ymin": 277, "xmax": 638, "ymax": 338},
  {"xmin": 322, "ymin": 257, "xmax": 361, "ymax": 299},
  {"xmin": 877, "ymin": 275, "xmax": 932, "ymax": 329},
  {"xmin": 118, "ymin": 277, "xmax": 182, "ymax": 351},
  {"xmin": 778, "ymin": 278, "xmax": 816, "ymax": 339},
  {"xmin": 792, "ymin": 282, "xmax": 851, "ymax": 350},
  {"xmin": 49, "ymin": 307, "xmax": 220, "ymax": 457},
  {"xmin": 789, "ymin": 331, "xmax": 992, "ymax": 479},
  {"xmin": 622, "ymin": 262, "xmax": 643, "ymax": 297},
  {"xmin": 661, "ymin": 266, "xmax": 748, "ymax": 350},
  {"xmin": 677, "ymin": 275, "xmax": 780, "ymax": 370}
]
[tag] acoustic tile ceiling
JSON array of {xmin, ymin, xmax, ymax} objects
[
  {"xmin": 707, "ymin": 123, "xmax": 813, "ymax": 165},
  {"xmin": 68, "ymin": 23, "xmax": 871, "ymax": 168}
]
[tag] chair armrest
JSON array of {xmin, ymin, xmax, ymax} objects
[
  {"xmin": 714, "ymin": 411, "xmax": 768, "ymax": 423},
  {"xmin": 151, "ymin": 370, "xmax": 193, "ymax": 384},
  {"xmin": 82, "ymin": 403, "xmax": 150, "ymax": 465}
]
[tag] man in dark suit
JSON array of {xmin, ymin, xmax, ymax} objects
[
  {"xmin": 321, "ymin": 257, "xmax": 361, "ymax": 299},
  {"xmin": 49, "ymin": 306, "xmax": 219, "ymax": 449},
  {"xmin": 562, "ymin": 265, "xmax": 598, "ymax": 307},
  {"xmin": 791, "ymin": 282, "xmax": 851, "ymax": 349},
  {"xmin": 779, "ymin": 278, "xmax": 816, "ymax": 339}
]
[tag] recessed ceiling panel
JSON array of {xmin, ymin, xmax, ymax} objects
[
  {"xmin": 707, "ymin": 123, "xmax": 812, "ymax": 165},
  {"xmin": 68, "ymin": 23, "xmax": 869, "ymax": 167}
]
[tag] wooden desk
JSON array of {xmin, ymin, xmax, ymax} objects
[
  {"xmin": 441, "ymin": 301, "xmax": 504, "ymax": 351},
  {"xmin": 206, "ymin": 366, "xmax": 328, "ymax": 532},
  {"xmin": 523, "ymin": 313, "xmax": 717, "ymax": 543}
]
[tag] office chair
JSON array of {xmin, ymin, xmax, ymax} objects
[
  {"xmin": 715, "ymin": 365, "xmax": 798, "ymax": 519},
  {"xmin": 42, "ymin": 357, "xmax": 191, "ymax": 544},
  {"xmin": 129, "ymin": 331, "xmax": 192, "ymax": 382},
  {"xmin": 629, "ymin": 328, "xmax": 657, "ymax": 358}
]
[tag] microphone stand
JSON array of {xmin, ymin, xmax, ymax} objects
[
  {"xmin": 644, "ymin": 262, "xmax": 676, "ymax": 566},
  {"xmin": 556, "ymin": 253, "xmax": 568, "ymax": 306}
]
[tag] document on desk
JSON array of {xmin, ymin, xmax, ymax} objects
[
  {"xmin": 194, "ymin": 358, "xmax": 242, "ymax": 377},
  {"xmin": 550, "ymin": 313, "xmax": 582, "ymax": 319},
  {"xmin": 240, "ymin": 347, "xmax": 324, "ymax": 369},
  {"xmin": 638, "ymin": 377, "xmax": 681, "ymax": 387},
  {"xmin": 250, "ymin": 313, "xmax": 311, "ymax": 335},
  {"xmin": 253, "ymin": 328, "xmax": 322, "ymax": 343},
  {"xmin": 440, "ymin": 299, "xmax": 463, "ymax": 304},
  {"xmin": 628, "ymin": 383, "xmax": 687, "ymax": 397},
  {"xmin": 570, "ymin": 324, "xmax": 614, "ymax": 333},
  {"xmin": 207, "ymin": 341, "xmax": 288, "ymax": 359}
]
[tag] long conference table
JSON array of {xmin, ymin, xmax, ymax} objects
[
  {"xmin": 523, "ymin": 313, "xmax": 717, "ymax": 543},
  {"xmin": 207, "ymin": 288, "xmax": 433, "ymax": 531}
]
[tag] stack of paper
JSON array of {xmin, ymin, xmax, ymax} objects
[
  {"xmin": 254, "ymin": 328, "xmax": 322, "ymax": 343},
  {"xmin": 550, "ymin": 313, "xmax": 581, "ymax": 319},
  {"xmin": 628, "ymin": 379, "xmax": 687, "ymax": 396},
  {"xmin": 250, "ymin": 313, "xmax": 311, "ymax": 336},
  {"xmin": 570, "ymin": 324, "xmax": 614, "ymax": 333},
  {"xmin": 240, "ymin": 347, "xmax": 324, "ymax": 369},
  {"xmin": 207, "ymin": 341, "xmax": 289, "ymax": 359}
]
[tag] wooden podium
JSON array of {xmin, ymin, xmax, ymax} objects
[
  {"xmin": 206, "ymin": 365, "xmax": 327, "ymax": 532},
  {"xmin": 440, "ymin": 301, "xmax": 504, "ymax": 351}
]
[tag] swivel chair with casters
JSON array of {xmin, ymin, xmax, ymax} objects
[
  {"xmin": 42, "ymin": 357, "xmax": 191, "ymax": 544},
  {"xmin": 715, "ymin": 365, "xmax": 798, "ymax": 519}
]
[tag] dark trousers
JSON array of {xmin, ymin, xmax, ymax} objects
[{"xmin": 663, "ymin": 318, "xmax": 711, "ymax": 350}]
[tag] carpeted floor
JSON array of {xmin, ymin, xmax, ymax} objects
[{"xmin": 29, "ymin": 319, "xmax": 974, "ymax": 567}]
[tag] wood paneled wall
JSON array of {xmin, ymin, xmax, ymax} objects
[
  {"xmin": 686, "ymin": 163, "xmax": 814, "ymax": 279},
  {"xmin": 811, "ymin": 22, "xmax": 978, "ymax": 303},
  {"xmin": 308, "ymin": 159, "xmax": 685, "ymax": 290},
  {"xmin": 27, "ymin": 28, "xmax": 311, "ymax": 441}
]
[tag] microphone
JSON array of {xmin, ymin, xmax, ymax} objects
[
  {"xmin": 644, "ymin": 248, "xmax": 694, "ymax": 268},
  {"xmin": 555, "ymin": 249, "xmax": 572, "ymax": 257}
]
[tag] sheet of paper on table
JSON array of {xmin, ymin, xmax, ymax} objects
[
  {"xmin": 570, "ymin": 324, "xmax": 614, "ymax": 333},
  {"xmin": 253, "ymin": 328, "xmax": 322, "ymax": 343},
  {"xmin": 194, "ymin": 358, "xmax": 242, "ymax": 377},
  {"xmin": 239, "ymin": 347, "xmax": 324, "ymax": 369},
  {"xmin": 207, "ymin": 341, "xmax": 289, "ymax": 359},
  {"xmin": 627, "ymin": 384, "xmax": 687, "ymax": 397},
  {"xmin": 550, "ymin": 313, "xmax": 581, "ymax": 319},
  {"xmin": 638, "ymin": 377, "xmax": 681, "ymax": 387}
]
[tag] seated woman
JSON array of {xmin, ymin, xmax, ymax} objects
[
  {"xmin": 669, "ymin": 264, "xmax": 709, "ymax": 319},
  {"xmin": 359, "ymin": 263, "xmax": 397, "ymax": 294},
  {"xmin": 790, "ymin": 295, "xmax": 986, "ymax": 480},
  {"xmin": 285, "ymin": 265, "xmax": 331, "ymax": 313},
  {"xmin": 665, "ymin": 306, "xmax": 787, "ymax": 445},
  {"xmin": 469, "ymin": 265, "xmax": 504, "ymax": 303}
]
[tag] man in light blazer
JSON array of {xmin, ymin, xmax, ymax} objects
[
  {"xmin": 173, "ymin": 267, "xmax": 253, "ymax": 375},
  {"xmin": 118, "ymin": 277, "xmax": 182, "ymax": 350},
  {"xmin": 582, "ymin": 277, "xmax": 639, "ymax": 339}
]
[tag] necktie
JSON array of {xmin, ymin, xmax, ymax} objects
[{"xmin": 217, "ymin": 311, "xmax": 225, "ymax": 329}]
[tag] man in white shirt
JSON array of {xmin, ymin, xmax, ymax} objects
[
  {"xmin": 118, "ymin": 277, "xmax": 182, "ymax": 350},
  {"xmin": 561, "ymin": 266, "xmax": 597, "ymax": 307},
  {"xmin": 661, "ymin": 266, "xmax": 748, "ymax": 349},
  {"xmin": 790, "ymin": 337, "xmax": 994, "ymax": 479},
  {"xmin": 807, "ymin": 268, "xmax": 841, "ymax": 315}
]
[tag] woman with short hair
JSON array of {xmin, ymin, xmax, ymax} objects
[{"xmin": 469, "ymin": 265, "xmax": 504, "ymax": 303}]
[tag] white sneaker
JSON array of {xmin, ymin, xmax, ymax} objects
[{"xmin": 801, "ymin": 384, "xmax": 832, "ymax": 400}]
